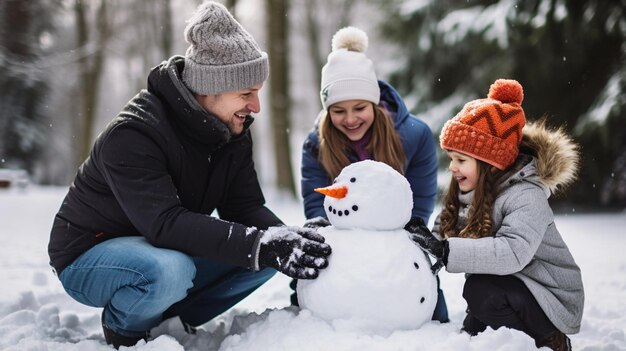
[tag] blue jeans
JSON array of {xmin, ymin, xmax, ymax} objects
[{"xmin": 59, "ymin": 236, "xmax": 276, "ymax": 337}]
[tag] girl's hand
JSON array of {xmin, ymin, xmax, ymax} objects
[{"xmin": 405, "ymin": 217, "xmax": 447, "ymax": 262}]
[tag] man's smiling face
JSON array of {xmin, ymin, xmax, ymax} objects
[{"xmin": 195, "ymin": 82, "xmax": 263, "ymax": 136}]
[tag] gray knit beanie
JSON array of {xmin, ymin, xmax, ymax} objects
[{"xmin": 182, "ymin": 1, "xmax": 268, "ymax": 95}]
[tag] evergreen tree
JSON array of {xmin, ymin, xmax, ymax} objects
[
  {"xmin": 381, "ymin": 0, "xmax": 626, "ymax": 209},
  {"xmin": 0, "ymin": 0, "xmax": 56, "ymax": 173}
]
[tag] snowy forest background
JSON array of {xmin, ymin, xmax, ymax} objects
[{"xmin": 1, "ymin": 0, "xmax": 625, "ymax": 211}]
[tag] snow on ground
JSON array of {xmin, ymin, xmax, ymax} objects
[{"xmin": 0, "ymin": 186, "xmax": 625, "ymax": 350}]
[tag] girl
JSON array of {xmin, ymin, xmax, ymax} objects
[
  {"xmin": 411, "ymin": 79, "xmax": 584, "ymax": 350},
  {"xmin": 298, "ymin": 26, "xmax": 448, "ymax": 322}
]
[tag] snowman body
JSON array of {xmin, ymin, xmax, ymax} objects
[
  {"xmin": 297, "ymin": 160, "xmax": 437, "ymax": 331},
  {"xmin": 297, "ymin": 226, "xmax": 437, "ymax": 331}
]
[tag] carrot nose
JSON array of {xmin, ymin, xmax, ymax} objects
[{"xmin": 315, "ymin": 185, "xmax": 348, "ymax": 199}]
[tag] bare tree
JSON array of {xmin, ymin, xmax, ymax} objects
[
  {"xmin": 304, "ymin": 0, "xmax": 356, "ymax": 91},
  {"xmin": 304, "ymin": 0, "xmax": 323, "ymax": 89},
  {"xmin": 74, "ymin": 0, "xmax": 110, "ymax": 166},
  {"xmin": 159, "ymin": 0, "xmax": 173, "ymax": 57},
  {"xmin": 266, "ymin": 0, "xmax": 296, "ymax": 197}
]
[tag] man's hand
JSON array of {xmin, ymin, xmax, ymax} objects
[
  {"xmin": 258, "ymin": 226, "xmax": 332, "ymax": 279},
  {"xmin": 404, "ymin": 217, "xmax": 445, "ymax": 261},
  {"xmin": 303, "ymin": 216, "xmax": 331, "ymax": 230}
]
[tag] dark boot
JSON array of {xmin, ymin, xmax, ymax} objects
[
  {"xmin": 102, "ymin": 312, "xmax": 148, "ymax": 349},
  {"xmin": 535, "ymin": 330, "xmax": 572, "ymax": 351},
  {"xmin": 461, "ymin": 311, "xmax": 487, "ymax": 336}
]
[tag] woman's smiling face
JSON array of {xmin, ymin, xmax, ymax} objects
[{"xmin": 328, "ymin": 100, "xmax": 375, "ymax": 141}]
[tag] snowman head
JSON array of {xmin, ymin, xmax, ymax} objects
[{"xmin": 315, "ymin": 160, "xmax": 413, "ymax": 230}]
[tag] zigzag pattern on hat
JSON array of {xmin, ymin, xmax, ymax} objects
[{"xmin": 466, "ymin": 104, "xmax": 524, "ymax": 144}]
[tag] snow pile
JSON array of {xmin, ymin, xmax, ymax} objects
[{"xmin": 0, "ymin": 187, "xmax": 625, "ymax": 350}]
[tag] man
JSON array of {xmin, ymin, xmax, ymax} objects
[{"xmin": 47, "ymin": 2, "xmax": 331, "ymax": 349}]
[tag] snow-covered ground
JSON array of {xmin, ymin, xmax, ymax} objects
[{"xmin": 0, "ymin": 186, "xmax": 624, "ymax": 350}]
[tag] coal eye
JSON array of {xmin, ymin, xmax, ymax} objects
[{"xmin": 350, "ymin": 177, "xmax": 356, "ymax": 183}]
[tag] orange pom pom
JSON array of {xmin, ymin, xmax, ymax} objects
[{"xmin": 488, "ymin": 79, "xmax": 524, "ymax": 104}]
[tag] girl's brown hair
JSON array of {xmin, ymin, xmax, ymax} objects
[
  {"xmin": 318, "ymin": 103, "xmax": 405, "ymax": 180},
  {"xmin": 439, "ymin": 159, "xmax": 507, "ymax": 239}
]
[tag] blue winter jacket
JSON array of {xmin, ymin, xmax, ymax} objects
[{"xmin": 301, "ymin": 80, "xmax": 438, "ymax": 223}]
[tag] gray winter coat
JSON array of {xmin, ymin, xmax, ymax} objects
[{"xmin": 434, "ymin": 121, "xmax": 584, "ymax": 334}]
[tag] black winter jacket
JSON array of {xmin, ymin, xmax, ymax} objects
[{"xmin": 48, "ymin": 56, "xmax": 282, "ymax": 275}]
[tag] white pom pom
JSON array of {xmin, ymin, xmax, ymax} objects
[{"xmin": 331, "ymin": 26, "xmax": 368, "ymax": 53}]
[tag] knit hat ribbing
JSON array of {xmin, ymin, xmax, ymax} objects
[
  {"xmin": 182, "ymin": 1, "xmax": 268, "ymax": 95},
  {"xmin": 320, "ymin": 27, "xmax": 380, "ymax": 109},
  {"xmin": 440, "ymin": 79, "xmax": 526, "ymax": 170}
]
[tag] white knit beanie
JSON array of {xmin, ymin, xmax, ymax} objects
[
  {"xmin": 182, "ymin": 1, "xmax": 269, "ymax": 95},
  {"xmin": 320, "ymin": 27, "xmax": 380, "ymax": 110}
]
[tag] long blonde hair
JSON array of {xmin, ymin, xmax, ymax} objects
[
  {"xmin": 439, "ymin": 160, "xmax": 507, "ymax": 239},
  {"xmin": 318, "ymin": 103, "xmax": 405, "ymax": 180}
]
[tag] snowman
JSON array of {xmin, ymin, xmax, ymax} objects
[{"xmin": 297, "ymin": 160, "xmax": 437, "ymax": 332}]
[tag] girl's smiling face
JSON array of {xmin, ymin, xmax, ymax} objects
[
  {"xmin": 447, "ymin": 150, "xmax": 479, "ymax": 192},
  {"xmin": 328, "ymin": 100, "xmax": 375, "ymax": 141}
]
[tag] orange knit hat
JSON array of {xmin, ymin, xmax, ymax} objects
[{"xmin": 440, "ymin": 79, "xmax": 526, "ymax": 170}]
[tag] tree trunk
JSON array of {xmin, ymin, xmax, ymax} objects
[
  {"xmin": 74, "ymin": 0, "xmax": 109, "ymax": 167},
  {"xmin": 266, "ymin": 0, "xmax": 296, "ymax": 197},
  {"xmin": 337, "ymin": 0, "xmax": 355, "ymax": 28},
  {"xmin": 159, "ymin": 0, "xmax": 172, "ymax": 57},
  {"xmin": 305, "ymin": 0, "xmax": 356, "ymax": 91},
  {"xmin": 305, "ymin": 0, "xmax": 323, "ymax": 90}
]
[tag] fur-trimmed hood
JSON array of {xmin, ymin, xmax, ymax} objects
[{"xmin": 513, "ymin": 120, "xmax": 580, "ymax": 196}]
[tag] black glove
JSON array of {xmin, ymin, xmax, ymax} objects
[
  {"xmin": 303, "ymin": 216, "xmax": 331, "ymax": 230},
  {"xmin": 258, "ymin": 226, "xmax": 332, "ymax": 279},
  {"xmin": 404, "ymin": 217, "xmax": 447, "ymax": 262},
  {"xmin": 288, "ymin": 218, "xmax": 330, "ymax": 306}
]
